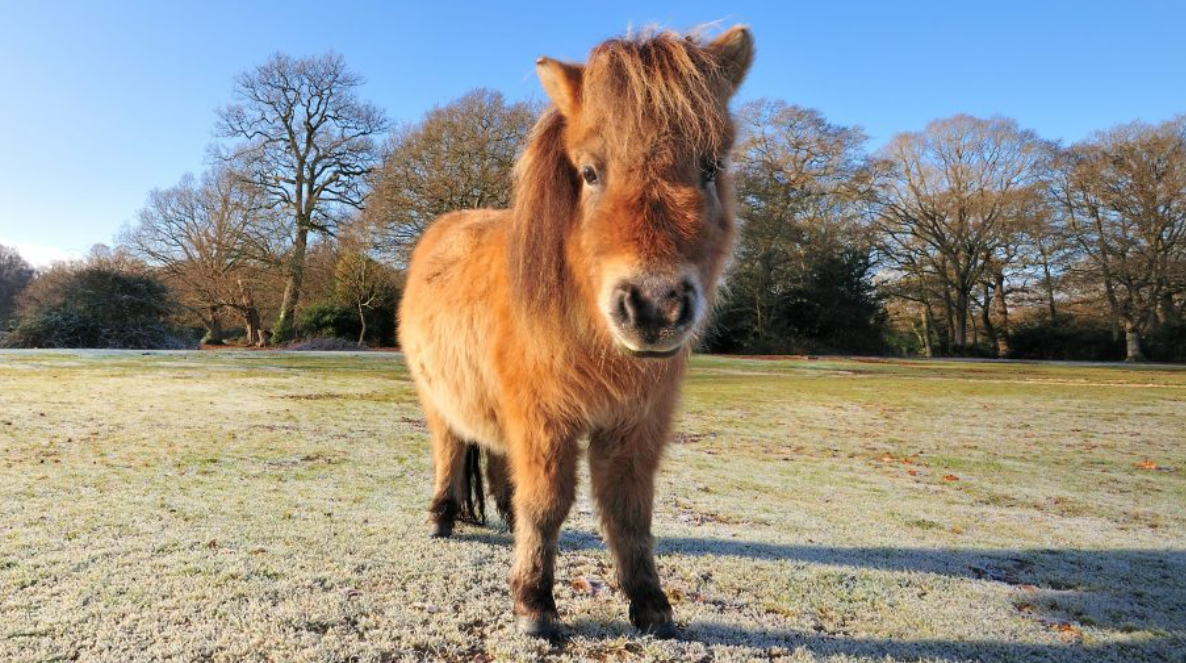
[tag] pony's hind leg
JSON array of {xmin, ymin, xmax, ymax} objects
[
  {"xmin": 588, "ymin": 424, "xmax": 677, "ymax": 639},
  {"xmin": 485, "ymin": 452, "xmax": 516, "ymax": 530},
  {"xmin": 425, "ymin": 406, "xmax": 477, "ymax": 538}
]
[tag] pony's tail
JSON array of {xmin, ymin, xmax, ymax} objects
[
  {"xmin": 458, "ymin": 443, "xmax": 486, "ymax": 525},
  {"xmin": 484, "ymin": 452, "xmax": 516, "ymax": 531}
]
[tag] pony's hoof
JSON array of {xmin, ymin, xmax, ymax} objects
[
  {"xmin": 638, "ymin": 619, "xmax": 679, "ymax": 640},
  {"xmin": 516, "ymin": 615, "xmax": 563, "ymax": 641},
  {"xmin": 428, "ymin": 520, "xmax": 453, "ymax": 538}
]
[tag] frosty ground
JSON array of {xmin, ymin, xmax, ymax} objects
[{"xmin": 1, "ymin": 350, "xmax": 1183, "ymax": 662}]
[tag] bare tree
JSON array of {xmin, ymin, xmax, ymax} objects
[
  {"xmin": 363, "ymin": 89, "xmax": 536, "ymax": 265},
  {"xmin": 216, "ymin": 52, "xmax": 388, "ymax": 342},
  {"xmin": 875, "ymin": 115, "xmax": 1048, "ymax": 354},
  {"xmin": 123, "ymin": 170, "xmax": 271, "ymax": 345},
  {"xmin": 1049, "ymin": 118, "xmax": 1186, "ymax": 361},
  {"xmin": 0, "ymin": 245, "xmax": 35, "ymax": 326}
]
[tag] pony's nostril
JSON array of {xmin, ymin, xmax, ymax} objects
[
  {"xmin": 626, "ymin": 287, "xmax": 646, "ymax": 325},
  {"xmin": 615, "ymin": 292, "xmax": 631, "ymax": 323},
  {"xmin": 676, "ymin": 292, "xmax": 695, "ymax": 327}
]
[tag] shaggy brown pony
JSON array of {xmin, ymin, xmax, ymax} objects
[{"xmin": 399, "ymin": 26, "xmax": 753, "ymax": 639}]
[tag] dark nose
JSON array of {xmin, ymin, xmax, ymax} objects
[{"xmin": 611, "ymin": 278, "xmax": 697, "ymax": 342}]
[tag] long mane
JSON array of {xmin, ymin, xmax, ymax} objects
[{"xmin": 508, "ymin": 109, "xmax": 579, "ymax": 313}]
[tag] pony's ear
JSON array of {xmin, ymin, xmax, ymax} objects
[
  {"xmin": 536, "ymin": 57, "xmax": 583, "ymax": 117},
  {"xmin": 708, "ymin": 26, "xmax": 754, "ymax": 95}
]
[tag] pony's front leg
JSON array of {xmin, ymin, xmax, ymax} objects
[
  {"xmin": 589, "ymin": 424, "xmax": 677, "ymax": 638},
  {"xmin": 506, "ymin": 424, "xmax": 578, "ymax": 639}
]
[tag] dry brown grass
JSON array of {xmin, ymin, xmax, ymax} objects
[{"xmin": 1, "ymin": 350, "xmax": 1183, "ymax": 661}]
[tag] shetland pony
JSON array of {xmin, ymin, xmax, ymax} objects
[{"xmin": 398, "ymin": 26, "xmax": 753, "ymax": 639}]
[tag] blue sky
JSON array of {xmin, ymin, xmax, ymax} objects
[{"xmin": 1, "ymin": 1, "xmax": 1183, "ymax": 265}]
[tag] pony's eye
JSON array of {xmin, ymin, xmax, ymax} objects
[
  {"xmin": 700, "ymin": 157, "xmax": 721, "ymax": 185},
  {"xmin": 582, "ymin": 165, "xmax": 599, "ymax": 185}
]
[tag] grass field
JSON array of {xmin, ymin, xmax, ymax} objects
[{"xmin": 1, "ymin": 350, "xmax": 1184, "ymax": 662}]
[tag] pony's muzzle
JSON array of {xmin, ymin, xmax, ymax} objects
[{"xmin": 608, "ymin": 276, "xmax": 698, "ymax": 356}]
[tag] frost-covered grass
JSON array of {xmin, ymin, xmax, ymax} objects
[{"xmin": 1, "ymin": 350, "xmax": 1183, "ymax": 662}]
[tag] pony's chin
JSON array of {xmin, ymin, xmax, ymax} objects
[{"xmin": 616, "ymin": 343, "xmax": 684, "ymax": 359}]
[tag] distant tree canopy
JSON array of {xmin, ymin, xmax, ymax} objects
[
  {"xmin": 364, "ymin": 89, "xmax": 537, "ymax": 265},
  {"xmin": 0, "ymin": 244, "xmax": 35, "ymax": 327},
  {"xmin": 874, "ymin": 115, "xmax": 1049, "ymax": 358},
  {"xmin": 2, "ymin": 261, "xmax": 191, "ymax": 349},
  {"xmin": 1048, "ymin": 118, "xmax": 1186, "ymax": 361},
  {"xmin": 707, "ymin": 100, "xmax": 887, "ymax": 354},
  {"xmin": 8, "ymin": 48, "xmax": 1166, "ymax": 360}
]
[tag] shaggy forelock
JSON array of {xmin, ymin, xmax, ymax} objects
[{"xmin": 582, "ymin": 29, "xmax": 732, "ymax": 155}]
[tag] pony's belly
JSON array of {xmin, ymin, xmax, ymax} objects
[
  {"xmin": 426, "ymin": 380, "xmax": 505, "ymax": 452},
  {"xmin": 405, "ymin": 322, "xmax": 506, "ymax": 452}
]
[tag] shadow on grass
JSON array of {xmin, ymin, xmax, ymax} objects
[
  {"xmin": 568, "ymin": 618, "xmax": 1184, "ymax": 663},
  {"xmin": 455, "ymin": 529, "xmax": 1185, "ymax": 640},
  {"xmin": 648, "ymin": 537, "xmax": 1186, "ymax": 635}
]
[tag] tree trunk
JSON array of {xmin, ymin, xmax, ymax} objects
[
  {"xmin": 941, "ymin": 282, "xmax": 956, "ymax": 350},
  {"xmin": 953, "ymin": 289, "xmax": 969, "ymax": 352},
  {"xmin": 244, "ymin": 309, "xmax": 263, "ymax": 347},
  {"xmin": 237, "ymin": 278, "xmax": 265, "ymax": 347},
  {"xmin": 203, "ymin": 310, "xmax": 225, "ymax": 346},
  {"xmin": 1124, "ymin": 321, "xmax": 1145, "ymax": 362},
  {"xmin": 1104, "ymin": 278, "xmax": 1122, "ymax": 342},
  {"xmin": 357, "ymin": 304, "xmax": 367, "ymax": 347},
  {"xmin": 1044, "ymin": 276, "xmax": 1059, "ymax": 325},
  {"xmin": 920, "ymin": 305, "xmax": 934, "ymax": 358},
  {"xmin": 979, "ymin": 282, "xmax": 996, "ymax": 357},
  {"xmin": 994, "ymin": 270, "xmax": 1010, "ymax": 358},
  {"xmin": 274, "ymin": 221, "xmax": 310, "ymax": 343},
  {"xmin": 1038, "ymin": 248, "xmax": 1058, "ymax": 325}
]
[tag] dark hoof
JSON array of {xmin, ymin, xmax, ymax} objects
[
  {"xmin": 517, "ymin": 614, "xmax": 563, "ymax": 641},
  {"xmin": 428, "ymin": 520, "xmax": 453, "ymax": 538},
  {"xmin": 637, "ymin": 619, "xmax": 679, "ymax": 640}
]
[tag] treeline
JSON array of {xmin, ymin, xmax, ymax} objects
[{"xmin": 2, "ymin": 51, "xmax": 1184, "ymax": 361}]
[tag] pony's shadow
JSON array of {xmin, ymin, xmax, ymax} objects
[
  {"xmin": 453, "ymin": 528, "xmax": 1186, "ymax": 637},
  {"xmin": 567, "ymin": 618, "xmax": 1182, "ymax": 662}
]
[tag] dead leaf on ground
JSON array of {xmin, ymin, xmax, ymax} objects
[
  {"xmin": 942, "ymin": 474, "xmax": 960, "ymax": 482},
  {"xmin": 571, "ymin": 575, "xmax": 608, "ymax": 596},
  {"xmin": 1042, "ymin": 620, "xmax": 1082, "ymax": 636}
]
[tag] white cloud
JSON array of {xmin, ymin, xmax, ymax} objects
[{"xmin": 0, "ymin": 239, "xmax": 82, "ymax": 269}]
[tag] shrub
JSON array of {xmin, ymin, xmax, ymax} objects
[
  {"xmin": 298, "ymin": 303, "xmax": 360, "ymax": 342},
  {"xmin": 1007, "ymin": 318, "xmax": 1121, "ymax": 362},
  {"xmin": 1, "ymin": 268, "xmax": 194, "ymax": 349},
  {"xmin": 287, "ymin": 337, "xmax": 369, "ymax": 352},
  {"xmin": 296, "ymin": 300, "xmax": 398, "ymax": 347},
  {"xmin": 706, "ymin": 247, "xmax": 888, "ymax": 355},
  {"xmin": 1145, "ymin": 321, "xmax": 1186, "ymax": 363}
]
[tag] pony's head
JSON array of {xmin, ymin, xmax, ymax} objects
[{"xmin": 514, "ymin": 27, "xmax": 753, "ymax": 358}]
